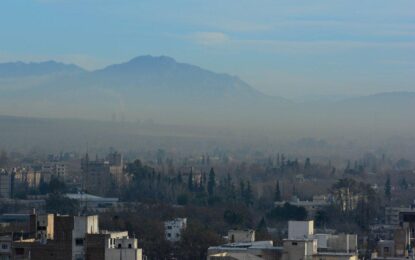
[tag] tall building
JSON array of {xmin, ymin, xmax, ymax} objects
[
  {"xmin": 41, "ymin": 163, "xmax": 66, "ymax": 182},
  {"xmin": 81, "ymin": 152, "xmax": 124, "ymax": 196},
  {"xmin": 0, "ymin": 170, "xmax": 12, "ymax": 199}
]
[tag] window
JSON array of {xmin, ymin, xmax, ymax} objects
[
  {"xmin": 128, "ymin": 244, "xmax": 132, "ymax": 248},
  {"xmin": 167, "ymin": 233, "xmax": 171, "ymax": 237},
  {"xmin": 292, "ymin": 242, "xmax": 298, "ymax": 246},
  {"xmin": 75, "ymin": 238, "xmax": 84, "ymax": 246},
  {"xmin": 118, "ymin": 244, "xmax": 121, "ymax": 248},
  {"xmin": 1, "ymin": 244, "xmax": 8, "ymax": 250},
  {"xmin": 384, "ymin": 247, "xmax": 389, "ymax": 253}
]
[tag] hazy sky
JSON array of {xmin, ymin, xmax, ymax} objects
[{"xmin": 1, "ymin": 0, "xmax": 414, "ymax": 99}]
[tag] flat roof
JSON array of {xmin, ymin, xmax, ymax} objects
[{"xmin": 65, "ymin": 193, "xmax": 118, "ymax": 202}]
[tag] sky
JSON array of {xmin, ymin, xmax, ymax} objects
[{"xmin": 0, "ymin": 0, "xmax": 414, "ymax": 100}]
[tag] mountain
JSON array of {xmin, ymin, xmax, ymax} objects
[
  {"xmin": 90, "ymin": 55, "xmax": 269, "ymax": 100},
  {"xmin": 0, "ymin": 55, "xmax": 290, "ymax": 125},
  {"xmin": 0, "ymin": 56, "xmax": 414, "ymax": 135},
  {"xmin": 0, "ymin": 61, "xmax": 85, "ymax": 78}
]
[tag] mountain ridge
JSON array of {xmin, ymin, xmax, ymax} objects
[{"xmin": 0, "ymin": 55, "xmax": 414, "ymax": 128}]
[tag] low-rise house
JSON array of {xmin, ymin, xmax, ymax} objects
[
  {"xmin": 208, "ymin": 221, "xmax": 358, "ymax": 260},
  {"xmin": 86, "ymin": 231, "xmax": 142, "ymax": 260},
  {"xmin": 227, "ymin": 229, "xmax": 255, "ymax": 243}
]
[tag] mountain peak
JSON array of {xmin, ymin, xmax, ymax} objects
[{"xmin": 128, "ymin": 55, "xmax": 177, "ymax": 64}]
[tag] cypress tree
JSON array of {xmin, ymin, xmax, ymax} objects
[
  {"xmin": 275, "ymin": 180, "xmax": 281, "ymax": 201},
  {"xmin": 208, "ymin": 168, "xmax": 216, "ymax": 196}
]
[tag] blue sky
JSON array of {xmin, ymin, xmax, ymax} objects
[{"xmin": 0, "ymin": 0, "xmax": 414, "ymax": 99}]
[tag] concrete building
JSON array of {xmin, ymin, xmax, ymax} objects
[
  {"xmin": 208, "ymin": 221, "xmax": 359, "ymax": 260},
  {"xmin": 41, "ymin": 162, "xmax": 66, "ymax": 182},
  {"xmin": 0, "ymin": 170, "xmax": 12, "ymax": 199},
  {"xmin": 314, "ymin": 233, "xmax": 357, "ymax": 253},
  {"xmin": 0, "ymin": 235, "xmax": 12, "ymax": 260},
  {"xmin": 13, "ymin": 168, "xmax": 41, "ymax": 189},
  {"xmin": 208, "ymin": 240, "xmax": 283, "ymax": 260},
  {"xmin": 164, "ymin": 218, "xmax": 187, "ymax": 242},
  {"xmin": 288, "ymin": 220, "xmax": 314, "ymax": 240},
  {"xmin": 7, "ymin": 213, "xmax": 142, "ymax": 260},
  {"xmin": 227, "ymin": 229, "xmax": 255, "ymax": 243},
  {"xmin": 12, "ymin": 214, "xmax": 99, "ymax": 260},
  {"xmin": 282, "ymin": 238, "xmax": 317, "ymax": 260},
  {"xmin": 312, "ymin": 252, "xmax": 358, "ymax": 260},
  {"xmin": 385, "ymin": 206, "xmax": 415, "ymax": 226},
  {"xmin": 376, "ymin": 240, "xmax": 395, "ymax": 257},
  {"xmin": 85, "ymin": 231, "xmax": 142, "ymax": 260},
  {"xmin": 81, "ymin": 152, "xmax": 124, "ymax": 196},
  {"xmin": 31, "ymin": 214, "xmax": 55, "ymax": 244}
]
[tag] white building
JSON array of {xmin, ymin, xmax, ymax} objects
[
  {"xmin": 164, "ymin": 218, "xmax": 187, "ymax": 242},
  {"xmin": 41, "ymin": 162, "xmax": 66, "ymax": 181},
  {"xmin": 73, "ymin": 215, "xmax": 99, "ymax": 260},
  {"xmin": 275, "ymin": 195, "xmax": 329, "ymax": 218},
  {"xmin": 288, "ymin": 220, "xmax": 314, "ymax": 240},
  {"xmin": 282, "ymin": 238, "xmax": 317, "ymax": 260},
  {"xmin": 86, "ymin": 231, "xmax": 142, "ymax": 260},
  {"xmin": 0, "ymin": 235, "xmax": 12, "ymax": 259}
]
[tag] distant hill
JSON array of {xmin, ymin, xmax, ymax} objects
[
  {"xmin": 0, "ymin": 55, "xmax": 289, "ymax": 124},
  {"xmin": 0, "ymin": 61, "xmax": 84, "ymax": 77},
  {"xmin": 0, "ymin": 56, "xmax": 414, "ymax": 135}
]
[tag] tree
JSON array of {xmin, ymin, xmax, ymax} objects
[
  {"xmin": 223, "ymin": 209, "xmax": 243, "ymax": 227},
  {"xmin": 385, "ymin": 174, "xmax": 391, "ymax": 202},
  {"xmin": 38, "ymin": 176, "xmax": 49, "ymax": 195},
  {"xmin": 46, "ymin": 193, "xmax": 79, "ymax": 215},
  {"xmin": 399, "ymin": 177, "xmax": 408, "ymax": 190},
  {"xmin": 329, "ymin": 178, "xmax": 380, "ymax": 230},
  {"xmin": 207, "ymin": 168, "xmax": 216, "ymax": 196},
  {"xmin": 243, "ymin": 181, "xmax": 254, "ymax": 206},
  {"xmin": 304, "ymin": 158, "xmax": 311, "ymax": 169},
  {"xmin": 177, "ymin": 193, "xmax": 189, "ymax": 205},
  {"xmin": 178, "ymin": 221, "xmax": 223, "ymax": 260},
  {"xmin": 315, "ymin": 209, "xmax": 329, "ymax": 228},
  {"xmin": 49, "ymin": 177, "xmax": 67, "ymax": 194},
  {"xmin": 255, "ymin": 217, "xmax": 270, "ymax": 240},
  {"xmin": 274, "ymin": 181, "xmax": 281, "ymax": 201},
  {"xmin": 267, "ymin": 203, "xmax": 307, "ymax": 221},
  {"xmin": 188, "ymin": 170, "xmax": 194, "ymax": 192}
]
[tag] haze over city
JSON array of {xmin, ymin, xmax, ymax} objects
[{"xmin": 0, "ymin": 1, "xmax": 415, "ymax": 260}]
